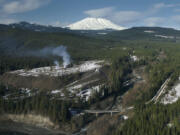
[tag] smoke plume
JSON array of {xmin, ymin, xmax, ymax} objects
[
  {"xmin": 27, "ymin": 45, "xmax": 71, "ymax": 68},
  {"xmin": 51, "ymin": 46, "xmax": 70, "ymax": 68},
  {"xmin": 54, "ymin": 60, "xmax": 60, "ymax": 67}
]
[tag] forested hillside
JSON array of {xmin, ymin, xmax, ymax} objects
[{"xmin": 0, "ymin": 24, "xmax": 180, "ymax": 135}]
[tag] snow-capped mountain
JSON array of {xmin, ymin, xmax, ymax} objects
[{"xmin": 67, "ymin": 17, "xmax": 125, "ymax": 30}]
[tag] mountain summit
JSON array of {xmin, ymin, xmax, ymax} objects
[{"xmin": 67, "ymin": 17, "xmax": 125, "ymax": 30}]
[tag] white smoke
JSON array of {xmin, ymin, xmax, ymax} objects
[
  {"xmin": 27, "ymin": 45, "xmax": 71, "ymax": 68},
  {"xmin": 52, "ymin": 46, "xmax": 70, "ymax": 68},
  {"xmin": 54, "ymin": 60, "xmax": 60, "ymax": 67}
]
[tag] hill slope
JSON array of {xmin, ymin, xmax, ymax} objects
[{"xmin": 103, "ymin": 27, "xmax": 180, "ymax": 41}]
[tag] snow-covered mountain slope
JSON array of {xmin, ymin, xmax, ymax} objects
[{"xmin": 67, "ymin": 17, "xmax": 125, "ymax": 30}]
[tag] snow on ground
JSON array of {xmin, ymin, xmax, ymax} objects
[
  {"xmin": 122, "ymin": 115, "xmax": 128, "ymax": 120},
  {"xmin": 167, "ymin": 123, "xmax": 173, "ymax": 128},
  {"xmin": 77, "ymin": 85, "xmax": 102, "ymax": 101},
  {"xmin": 21, "ymin": 88, "xmax": 31, "ymax": 96},
  {"xmin": 3, "ymin": 88, "xmax": 34, "ymax": 100},
  {"xmin": 4, "ymin": 83, "xmax": 102, "ymax": 101},
  {"xmin": 144, "ymin": 30, "xmax": 155, "ymax": 33},
  {"xmin": 8, "ymin": 60, "xmax": 105, "ymax": 101},
  {"xmin": 68, "ymin": 79, "xmax": 99, "ymax": 93},
  {"xmin": 51, "ymin": 79, "xmax": 99, "ymax": 94},
  {"xmin": 9, "ymin": 60, "xmax": 104, "ymax": 77},
  {"xmin": 130, "ymin": 55, "xmax": 139, "ymax": 61},
  {"xmin": 51, "ymin": 90, "xmax": 61, "ymax": 94},
  {"xmin": 51, "ymin": 84, "xmax": 102, "ymax": 101},
  {"xmin": 51, "ymin": 79, "xmax": 101, "ymax": 101},
  {"xmin": 161, "ymin": 77, "xmax": 180, "ymax": 104},
  {"xmin": 155, "ymin": 35, "xmax": 174, "ymax": 39},
  {"xmin": 51, "ymin": 89, "xmax": 65, "ymax": 97},
  {"xmin": 97, "ymin": 32, "xmax": 107, "ymax": 35}
]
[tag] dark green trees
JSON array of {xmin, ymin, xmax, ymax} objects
[{"xmin": 109, "ymin": 56, "xmax": 132, "ymax": 94}]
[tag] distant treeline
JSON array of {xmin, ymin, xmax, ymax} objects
[{"xmin": 0, "ymin": 56, "xmax": 53, "ymax": 75}]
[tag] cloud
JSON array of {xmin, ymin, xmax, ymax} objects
[
  {"xmin": 148, "ymin": 3, "xmax": 180, "ymax": 15},
  {"xmin": 153, "ymin": 3, "xmax": 176, "ymax": 9},
  {"xmin": 111, "ymin": 11, "xmax": 142, "ymax": 24},
  {"xmin": 0, "ymin": 18, "xmax": 17, "ymax": 24},
  {"xmin": 109, "ymin": 4, "xmax": 174, "ymax": 25},
  {"xmin": 84, "ymin": 7, "xmax": 114, "ymax": 18},
  {"xmin": 174, "ymin": 8, "xmax": 180, "ymax": 12},
  {"xmin": 0, "ymin": 0, "xmax": 4, "ymax": 4},
  {"xmin": 0, "ymin": 0, "xmax": 51, "ymax": 25},
  {"xmin": 51, "ymin": 21, "xmax": 70, "ymax": 27},
  {"xmin": 83, "ymin": 2, "xmax": 180, "ymax": 27},
  {"xmin": 52, "ymin": 21, "xmax": 62, "ymax": 27},
  {"xmin": 172, "ymin": 15, "xmax": 180, "ymax": 23},
  {"xmin": 1, "ymin": 0, "xmax": 50, "ymax": 14},
  {"xmin": 170, "ymin": 15, "xmax": 180, "ymax": 28},
  {"xmin": 143, "ymin": 17, "xmax": 165, "ymax": 27},
  {"xmin": 84, "ymin": 7, "xmax": 141, "ymax": 26}
]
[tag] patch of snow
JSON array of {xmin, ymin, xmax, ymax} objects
[
  {"xmin": 9, "ymin": 60, "xmax": 104, "ymax": 77},
  {"xmin": 122, "ymin": 115, "xmax": 128, "ymax": 120},
  {"xmin": 130, "ymin": 55, "xmax": 139, "ymax": 61},
  {"xmin": 51, "ymin": 90, "xmax": 61, "ymax": 94},
  {"xmin": 3, "ymin": 88, "xmax": 35, "ymax": 100},
  {"xmin": 21, "ymin": 88, "xmax": 31, "ymax": 93},
  {"xmin": 161, "ymin": 77, "xmax": 180, "ymax": 104},
  {"xmin": 126, "ymin": 106, "xmax": 134, "ymax": 110},
  {"xmin": 21, "ymin": 88, "xmax": 31, "ymax": 96},
  {"xmin": 51, "ymin": 90, "xmax": 65, "ymax": 97},
  {"xmin": 167, "ymin": 123, "xmax": 173, "ymax": 128},
  {"xmin": 68, "ymin": 84, "xmax": 83, "ymax": 93},
  {"xmin": 144, "ymin": 30, "xmax": 155, "ymax": 33},
  {"xmin": 97, "ymin": 32, "xmax": 107, "ymax": 35},
  {"xmin": 51, "ymin": 79, "xmax": 101, "ymax": 101},
  {"xmin": 155, "ymin": 35, "xmax": 174, "ymax": 39},
  {"xmin": 77, "ymin": 85, "xmax": 102, "ymax": 101},
  {"xmin": 123, "ymin": 80, "xmax": 132, "ymax": 87}
]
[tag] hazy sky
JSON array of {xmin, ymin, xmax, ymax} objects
[{"xmin": 1, "ymin": 0, "xmax": 180, "ymax": 29}]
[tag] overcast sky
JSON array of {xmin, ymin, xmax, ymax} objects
[{"xmin": 1, "ymin": 0, "xmax": 180, "ymax": 29}]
